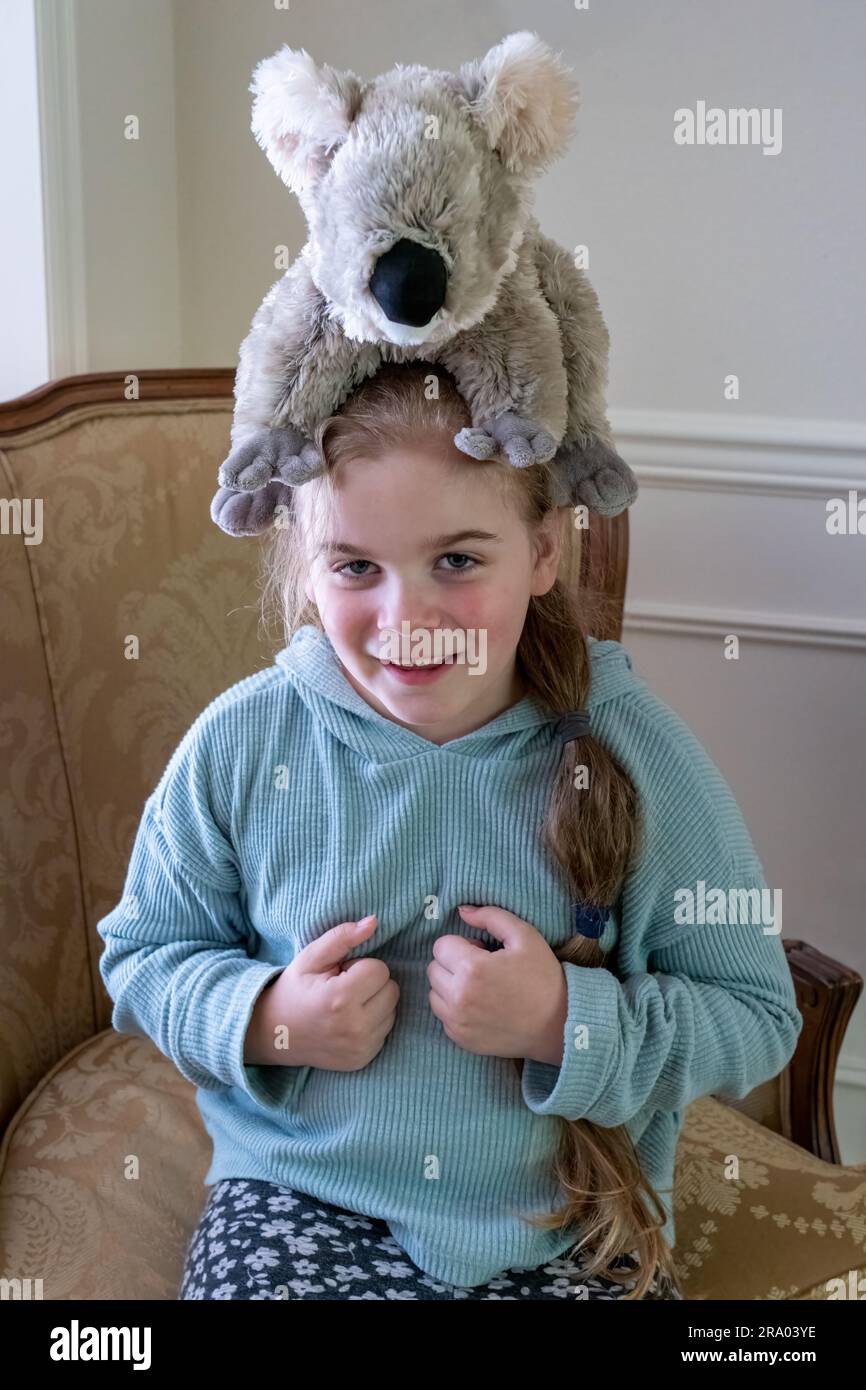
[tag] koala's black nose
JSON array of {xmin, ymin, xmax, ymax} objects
[{"xmin": 369, "ymin": 238, "xmax": 447, "ymax": 327}]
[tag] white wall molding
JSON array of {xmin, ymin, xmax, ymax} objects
[
  {"xmin": 623, "ymin": 604, "xmax": 866, "ymax": 651},
  {"xmin": 612, "ymin": 409, "xmax": 866, "ymax": 498},
  {"xmin": 837, "ymin": 1057, "xmax": 866, "ymax": 1091},
  {"xmin": 614, "ymin": 410, "xmax": 866, "ymax": 650},
  {"xmin": 34, "ymin": 0, "xmax": 88, "ymax": 378}
]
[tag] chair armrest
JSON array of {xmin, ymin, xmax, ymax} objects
[
  {"xmin": 713, "ymin": 938, "xmax": 861, "ymax": 1162},
  {"xmin": 783, "ymin": 938, "xmax": 862, "ymax": 1163}
]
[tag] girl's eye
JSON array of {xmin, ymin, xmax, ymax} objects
[
  {"xmin": 336, "ymin": 560, "xmax": 373, "ymax": 578},
  {"xmin": 438, "ymin": 552, "xmax": 478, "ymax": 572},
  {"xmin": 333, "ymin": 553, "xmax": 480, "ymax": 580}
]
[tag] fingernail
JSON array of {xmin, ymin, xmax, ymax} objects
[{"xmin": 356, "ymin": 914, "xmax": 376, "ymax": 929}]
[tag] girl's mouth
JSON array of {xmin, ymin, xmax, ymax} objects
[{"xmin": 380, "ymin": 658, "xmax": 452, "ymax": 684}]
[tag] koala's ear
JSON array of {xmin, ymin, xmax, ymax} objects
[
  {"xmin": 458, "ymin": 30, "xmax": 579, "ymax": 175},
  {"xmin": 249, "ymin": 44, "xmax": 364, "ymax": 193}
]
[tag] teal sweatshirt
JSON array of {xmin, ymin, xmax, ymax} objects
[{"xmin": 96, "ymin": 625, "xmax": 803, "ymax": 1287}]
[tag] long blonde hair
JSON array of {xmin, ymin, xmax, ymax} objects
[{"xmin": 258, "ymin": 362, "xmax": 680, "ymax": 1299}]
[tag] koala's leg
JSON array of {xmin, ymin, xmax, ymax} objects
[{"xmin": 533, "ymin": 232, "xmax": 637, "ymax": 515}]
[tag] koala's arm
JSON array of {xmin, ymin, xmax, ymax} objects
[
  {"xmin": 533, "ymin": 228, "xmax": 638, "ymax": 515},
  {"xmin": 532, "ymin": 230, "xmax": 616, "ymax": 450},
  {"xmin": 230, "ymin": 249, "xmax": 380, "ymax": 447},
  {"xmin": 440, "ymin": 224, "xmax": 636, "ymax": 514},
  {"xmin": 437, "ymin": 228, "xmax": 569, "ymax": 447}
]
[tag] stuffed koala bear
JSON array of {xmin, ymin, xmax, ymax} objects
[{"xmin": 211, "ymin": 30, "xmax": 638, "ymax": 537}]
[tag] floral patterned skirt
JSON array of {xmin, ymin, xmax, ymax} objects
[{"xmin": 178, "ymin": 1179, "xmax": 683, "ymax": 1301}]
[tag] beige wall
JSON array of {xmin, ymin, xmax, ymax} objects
[
  {"xmin": 72, "ymin": 0, "xmax": 181, "ymax": 369},
  {"xmin": 66, "ymin": 0, "xmax": 866, "ymax": 414}
]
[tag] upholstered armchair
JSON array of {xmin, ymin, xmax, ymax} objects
[{"xmin": 0, "ymin": 371, "xmax": 863, "ymax": 1300}]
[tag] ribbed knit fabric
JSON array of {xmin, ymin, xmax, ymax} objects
[{"xmin": 96, "ymin": 625, "xmax": 803, "ymax": 1286}]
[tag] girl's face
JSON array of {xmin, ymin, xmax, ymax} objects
[{"xmin": 301, "ymin": 443, "xmax": 563, "ymax": 745}]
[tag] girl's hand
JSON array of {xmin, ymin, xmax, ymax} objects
[
  {"xmin": 244, "ymin": 914, "xmax": 400, "ymax": 1071},
  {"xmin": 426, "ymin": 905, "xmax": 569, "ymax": 1065}
]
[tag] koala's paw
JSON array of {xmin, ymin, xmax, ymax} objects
[
  {"xmin": 454, "ymin": 412, "xmax": 558, "ymax": 468},
  {"xmin": 218, "ymin": 426, "xmax": 323, "ymax": 492},
  {"xmin": 453, "ymin": 426, "xmax": 498, "ymax": 460},
  {"xmin": 210, "ymin": 480, "xmax": 294, "ymax": 537},
  {"xmin": 552, "ymin": 438, "xmax": 639, "ymax": 516}
]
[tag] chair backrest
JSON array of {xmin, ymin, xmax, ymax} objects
[
  {"xmin": 0, "ymin": 372, "xmax": 268, "ymax": 1130},
  {"xmin": 0, "ymin": 368, "xmax": 630, "ymax": 1134}
]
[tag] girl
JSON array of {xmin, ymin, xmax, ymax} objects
[{"xmin": 97, "ymin": 362, "xmax": 802, "ymax": 1301}]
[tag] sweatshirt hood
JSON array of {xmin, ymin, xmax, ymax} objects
[{"xmin": 274, "ymin": 625, "xmax": 636, "ymax": 763}]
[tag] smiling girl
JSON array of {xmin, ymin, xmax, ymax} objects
[{"xmin": 97, "ymin": 362, "xmax": 801, "ymax": 1301}]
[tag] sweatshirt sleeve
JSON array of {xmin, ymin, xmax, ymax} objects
[
  {"xmin": 95, "ymin": 716, "xmax": 286, "ymax": 1106},
  {"xmin": 520, "ymin": 701, "xmax": 804, "ymax": 1127}
]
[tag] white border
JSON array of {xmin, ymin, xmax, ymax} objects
[{"xmin": 34, "ymin": 0, "xmax": 88, "ymax": 377}]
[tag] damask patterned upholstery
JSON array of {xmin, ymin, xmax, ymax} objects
[{"xmin": 0, "ymin": 395, "xmax": 863, "ymax": 1300}]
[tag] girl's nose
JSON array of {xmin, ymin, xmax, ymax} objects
[
  {"xmin": 377, "ymin": 583, "xmax": 442, "ymax": 644},
  {"xmin": 378, "ymin": 597, "xmax": 447, "ymax": 656}
]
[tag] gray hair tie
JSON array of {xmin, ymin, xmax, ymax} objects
[{"xmin": 555, "ymin": 710, "xmax": 592, "ymax": 743}]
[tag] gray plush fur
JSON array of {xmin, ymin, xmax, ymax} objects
[{"xmin": 211, "ymin": 30, "xmax": 638, "ymax": 537}]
